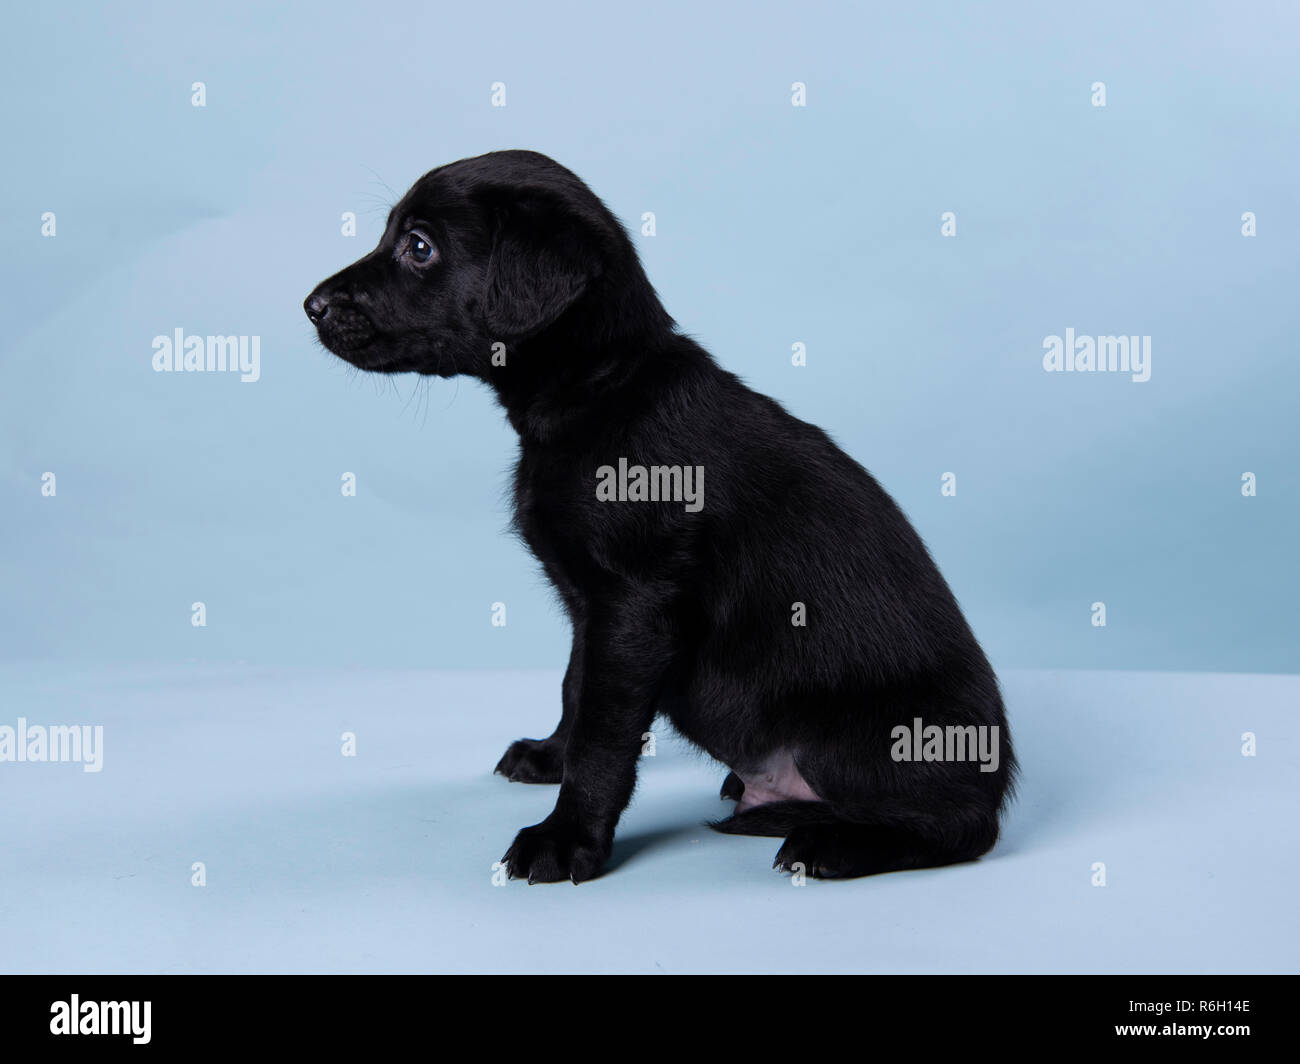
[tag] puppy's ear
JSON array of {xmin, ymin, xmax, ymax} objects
[{"xmin": 479, "ymin": 190, "xmax": 602, "ymax": 341}]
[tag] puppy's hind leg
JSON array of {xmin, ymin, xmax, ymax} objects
[
  {"xmin": 719, "ymin": 771, "xmax": 745, "ymax": 801},
  {"xmin": 766, "ymin": 679, "xmax": 1013, "ymax": 878}
]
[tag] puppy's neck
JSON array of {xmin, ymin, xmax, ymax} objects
[
  {"xmin": 487, "ymin": 292, "xmax": 682, "ymax": 445},
  {"xmin": 487, "ymin": 334, "xmax": 652, "ymax": 444}
]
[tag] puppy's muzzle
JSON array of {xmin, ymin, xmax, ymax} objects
[{"xmin": 304, "ymin": 287, "xmax": 377, "ymax": 357}]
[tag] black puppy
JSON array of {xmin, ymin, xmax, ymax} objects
[{"xmin": 306, "ymin": 150, "xmax": 1016, "ymax": 882}]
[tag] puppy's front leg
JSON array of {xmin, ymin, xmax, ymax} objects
[
  {"xmin": 503, "ymin": 601, "xmax": 666, "ymax": 884},
  {"xmin": 494, "ymin": 625, "xmax": 583, "ymax": 783}
]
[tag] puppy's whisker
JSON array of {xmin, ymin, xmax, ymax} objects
[
  {"xmin": 421, "ymin": 376, "xmax": 434, "ymax": 430},
  {"xmin": 397, "ymin": 373, "xmax": 422, "ymax": 421},
  {"xmin": 360, "ymin": 164, "xmax": 399, "ymax": 205},
  {"xmin": 358, "ymin": 196, "xmax": 394, "ymax": 220}
]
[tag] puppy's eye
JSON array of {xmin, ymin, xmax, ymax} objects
[{"xmin": 404, "ymin": 230, "xmax": 438, "ymax": 266}]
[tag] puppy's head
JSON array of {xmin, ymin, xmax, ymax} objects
[{"xmin": 304, "ymin": 150, "xmax": 641, "ymax": 376}]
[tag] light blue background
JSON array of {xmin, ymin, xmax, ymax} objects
[
  {"xmin": 2, "ymin": 2, "xmax": 1298, "ymax": 979},
  {"xmin": 2, "ymin": 1, "xmax": 1297, "ymax": 674}
]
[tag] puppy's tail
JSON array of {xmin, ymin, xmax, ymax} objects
[
  {"xmin": 710, "ymin": 798, "xmax": 1003, "ymax": 877},
  {"xmin": 709, "ymin": 801, "xmax": 839, "ymax": 837}
]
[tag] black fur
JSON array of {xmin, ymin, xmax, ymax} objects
[{"xmin": 305, "ymin": 150, "xmax": 1016, "ymax": 883}]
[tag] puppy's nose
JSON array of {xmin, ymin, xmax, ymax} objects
[{"xmin": 304, "ymin": 291, "xmax": 330, "ymax": 324}]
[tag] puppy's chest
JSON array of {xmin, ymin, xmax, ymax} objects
[
  {"xmin": 512, "ymin": 459, "xmax": 599, "ymax": 566},
  {"xmin": 512, "ymin": 450, "xmax": 687, "ymax": 586}
]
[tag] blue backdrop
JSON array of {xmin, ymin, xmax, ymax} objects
[{"xmin": 2, "ymin": 1, "xmax": 1296, "ymax": 673}]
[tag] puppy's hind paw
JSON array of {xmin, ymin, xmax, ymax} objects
[
  {"xmin": 774, "ymin": 823, "xmax": 877, "ymax": 880},
  {"xmin": 719, "ymin": 770, "xmax": 745, "ymax": 801},
  {"xmin": 494, "ymin": 737, "xmax": 564, "ymax": 783}
]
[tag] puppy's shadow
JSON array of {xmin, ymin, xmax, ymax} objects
[
  {"xmin": 605, "ymin": 826, "xmax": 698, "ymax": 873},
  {"xmin": 604, "ymin": 785, "xmax": 734, "ymax": 874}
]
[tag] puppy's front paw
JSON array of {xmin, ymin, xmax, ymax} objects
[
  {"xmin": 503, "ymin": 816, "xmax": 610, "ymax": 884},
  {"xmin": 495, "ymin": 737, "xmax": 564, "ymax": 783}
]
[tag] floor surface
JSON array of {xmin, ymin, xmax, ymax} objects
[{"xmin": 1, "ymin": 664, "xmax": 1294, "ymax": 973}]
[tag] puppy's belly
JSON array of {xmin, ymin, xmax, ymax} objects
[{"xmin": 734, "ymin": 750, "xmax": 822, "ymax": 811}]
